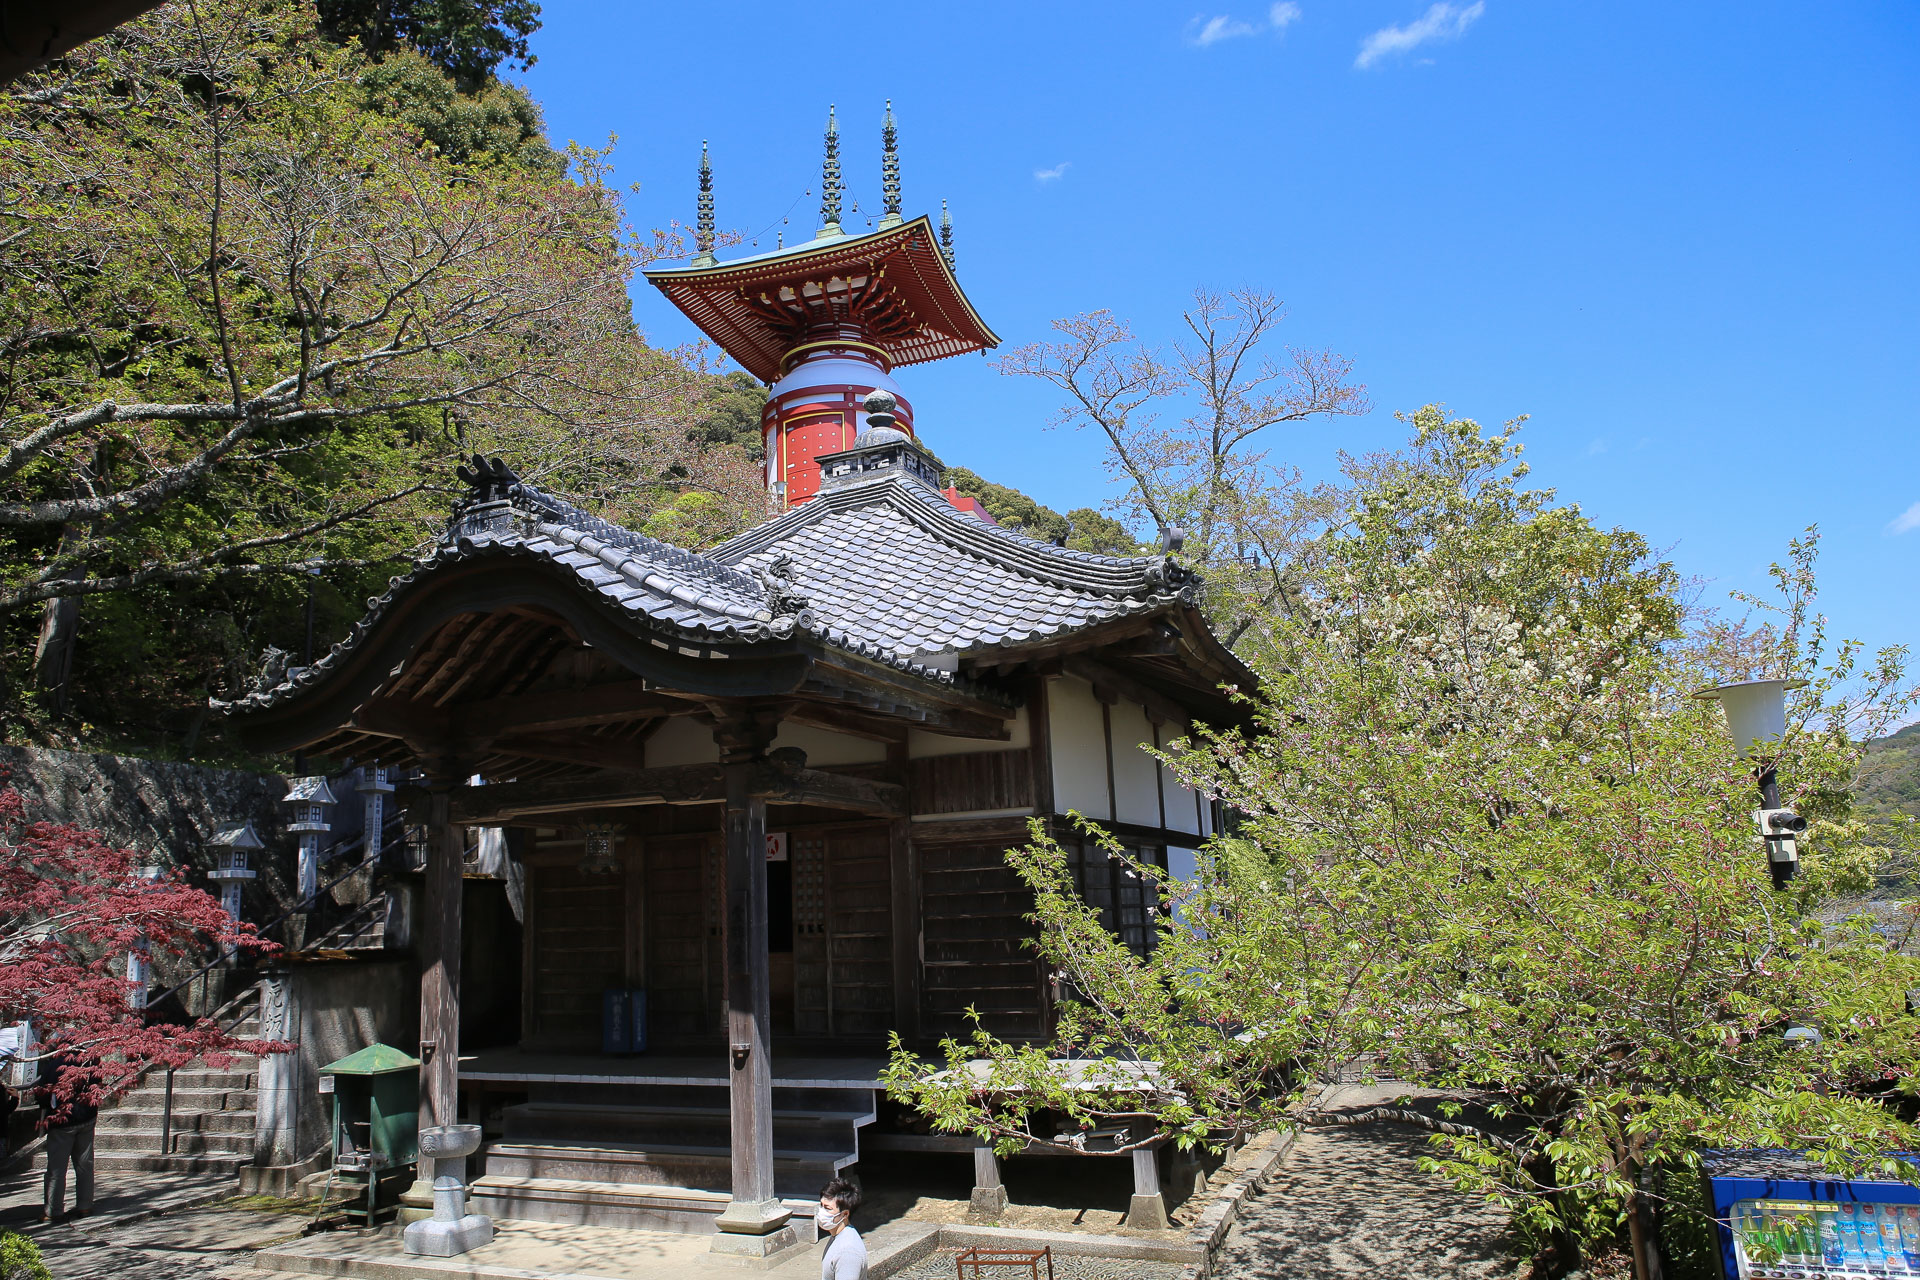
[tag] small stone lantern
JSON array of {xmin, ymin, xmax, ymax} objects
[
  {"xmin": 207, "ymin": 820, "xmax": 265, "ymax": 924},
  {"xmin": 284, "ymin": 776, "xmax": 339, "ymax": 903},
  {"xmin": 126, "ymin": 863, "xmax": 165, "ymax": 1008},
  {"xmin": 358, "ymin": 762, "xmax": 394, "ymax": 860}
]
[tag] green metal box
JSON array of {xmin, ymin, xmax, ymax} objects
[{"xmin": 319, "ymin": 1043, "xmax": 419, "ymax": 1223}]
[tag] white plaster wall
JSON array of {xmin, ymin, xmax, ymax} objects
[
  {"xmin": 645, "ymin": 715, "xmax": 720, "ymax": 766},
  {"xmin": 1110, "ymin": 700, "xmax": 1161, "ymax": 829},
  {"xmin": 1047, "ymin": 676, "xmax": 1111, "ymax": 822},
  {"xmin": 908, "ymin": 705, "xmax": 1029, "ymax": 758},
  {"xmin": 1158, "ymin": 721, "xmax": 1201, "ymax": 836},
  {"xmin": 771, "ymin": 722, "xmax": 887, "ymax": 767}
]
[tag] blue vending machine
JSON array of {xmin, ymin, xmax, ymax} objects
[{"xmin": 1703, "ymin": 1150, "xmax": 1920, "ymax": 1280}]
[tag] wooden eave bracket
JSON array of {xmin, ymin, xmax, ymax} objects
[{"xmin": 432, "ymin": 761, "xmax": 906, "ymax": 825}]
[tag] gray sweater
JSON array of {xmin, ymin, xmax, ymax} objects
[{"xmin": 823, "ymin": 1226, "xmax": 868, "ymax": 1280}]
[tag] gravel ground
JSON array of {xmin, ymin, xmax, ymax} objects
[{"xmin": 1213, "ymin": 1085, "xmax": 1517, "ymax": 1280}]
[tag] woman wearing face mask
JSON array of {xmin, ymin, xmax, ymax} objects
[{"xmin": 817, "ymin": 1178, "xmax": 867, "ymax": 1280}]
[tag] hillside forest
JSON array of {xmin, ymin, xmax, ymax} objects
[{"xmin": 0, "ymin": 0, "xmax": 1121, "ymax": 762}]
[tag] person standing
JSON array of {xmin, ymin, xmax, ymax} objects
[
  {"xmin": 36, "ymin": 1049, "xmax": 97, "ymax": 1224},
  {"xmin": 817, "ymin": 1178, "xmax": 867, "ymax": 1280}
]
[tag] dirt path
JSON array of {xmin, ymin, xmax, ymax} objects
[{"xmin": 1214, "ymin": 1085, "xmax": 1517, "ymax": 1280}]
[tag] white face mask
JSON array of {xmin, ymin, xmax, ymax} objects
[{"xmin": 816, "ymin": 1206, "xmax": 840, "ymax": 1232}]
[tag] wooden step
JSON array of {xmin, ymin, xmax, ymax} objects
[
  {"xmin": 501, "ymin": 1100, "xmax": 868, "ymax": 1152},
  {"xmin": 483, "ymin": 1139, "xmax": 848, "ymax": 1198},
  {"xmin": 468, "ymin": 1174, "xmax": 820, "ymax": 1238}
]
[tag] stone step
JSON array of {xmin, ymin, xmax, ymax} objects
[
  {"xmin": 168, "ymin": 1068, "xmax": 256, "ymax": 1090},
  {"xmin": 467, "ymin": 1174, "xmax": 820, "ymax": 1239},
  {"xmin": 98, "ymin": 1108, "xmax": 256, "ymax": 1133},
  {"xmin": 24, "ymin": 1148, "xmax": 247, "ymax": 1176},
  {"xmin": 483, "ymin": 1140, "xmax": 848, "ymax": 1199},
  {"xmin": 94, "ymin": 1126, "xmax": 253, "ymax": 1155},
  {"xmin": 115, "ymin": 1087, "xmax": 254, "ymax": 1112}
]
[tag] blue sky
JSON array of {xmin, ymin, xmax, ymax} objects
[{"xmin": 519, "ymin": 2, "xmax": 1918, "ymax": 673}]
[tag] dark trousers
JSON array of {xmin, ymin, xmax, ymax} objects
[{"xmin": 43, "ymin": 1120, "xmax": 94, "ymax": 1218}]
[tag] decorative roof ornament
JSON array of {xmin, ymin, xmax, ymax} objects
[
  {"xmin": 817, "ymin": 105, "xmax": 844, "ymax": 239},
  {"xmin": 939, "ymin": 200, "xmax": 955, "ymax": 269},
  {"xmin": 755, "ymin": 553, "xmax": 810, "ymax": 632},
  {"xmin": 878, "ymin": 101, "xmax": 903, "ymax": 230},
  {"xmin": 692, "ymin": 139, "xmax": 717, "ymax": 268},
  {"xmin": 456, "ymin": 454, "xmax": 519, "ymax": 504},
  {"xmin": 862, "ymin": 388, "xmax": 899, "ymax": 431}
]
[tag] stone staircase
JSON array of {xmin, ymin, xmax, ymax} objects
[
  {"xmin": 299, "ymin": 892, "xmax": 390, "ymax": 954},
  {"xmin": 84, "ymin": 983, "xmax": 262, "ymax": 1176},
  {"xmin": 469, "ymin": 1082, "xmax": 875, "ymax": 1233}
]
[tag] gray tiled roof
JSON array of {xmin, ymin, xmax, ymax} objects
[
  {"xmin": 710, "ymin": 470, "xmax": 1197, "ymax": 658},
  {"xmin": 218, "ymin": 467, "xmax": 1196, "ymax": 715}
]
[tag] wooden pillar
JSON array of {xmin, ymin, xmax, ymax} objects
[
  {"xmin": 1129, "ymin": 1143, "xmax": 1169, "ymax": 1229},
  {"xmin": 402, "ymin": 786, "xmax": 465, "ymax": 1221},
  {"xmin": 711, "ymin": 709, "xmax": 796, "ymax": 1258},
  {"xmin": 969, "ymin": 1143, "xmax": 1008, "ymax": 1218},
  {"xmin": 422, "ymin": 796, "xmax": 464, "ymax": 1131},
  {"xmin": 887, "ymin": 741, "xmax": 921, "ymax": 1046}
]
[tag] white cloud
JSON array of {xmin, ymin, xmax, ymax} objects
[
  {"xmin": 1189, "ymin": 14, "xmax": 1259, "ymax": 45},
  {"xmin": 1585, "ymin": 438, "xmax": 1608, "ymax": 457},
  {"xmin": 1034, "ymin": 162, "xmax": 1071, "ymax": 183},
  {"xmin": 1890, "ymin": 501, "xmax": 1920, "ymax": 535},
  {"xmin": 1186, "ymin": 3, "xmax": 1300, "ymax": 46},
  {"xmin": 1355, "ymin": 1, "xmax": 1484, "ymax": 69}
]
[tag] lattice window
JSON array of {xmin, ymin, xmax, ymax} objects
[
  {"xmin": 792, "ymin": 837, "xmax": 827, "ymax": 937},
  {"xmin": 1066, "ymin": 839, "xmax": 1163, "ymax": 957}
]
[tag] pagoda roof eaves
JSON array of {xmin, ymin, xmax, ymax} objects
[{"xmin": 643, "ymin": 215, "xmax": 999, "ymax": 383}]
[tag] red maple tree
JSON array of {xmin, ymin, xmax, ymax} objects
[{"xmin": 0, "ymin": 783, "xmax": 286, "ymax": 1115}]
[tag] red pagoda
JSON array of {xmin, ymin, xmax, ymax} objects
[{"xmin": 645, "ymin": 106, "xmax": 999, "ymax": 508}]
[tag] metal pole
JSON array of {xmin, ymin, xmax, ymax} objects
[
  {"xmin": 1759, "ymin": 763, "xmax": 1795, "ymax": 890},
  {"xmin": 159, "ymin": 1067, "xmax": 174, "ymax": 1154}
]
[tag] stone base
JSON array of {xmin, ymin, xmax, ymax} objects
[
  {"xmin": 403, "ymin": 1212, "xmax": 495, "ymax": 1257},
  {"xmin": 397, "ymin": 1176, "xmax": 435, "ymax": 1226},
  {"xmin": 709, "ymin": 1224, "xmax": 802, "ymax": 1263},
  {"xmin": 1127, "ymin": 1192, "xmax": 1170, "ymax": 1231},
  {"xmin": 969, "ymin": 1185, "xmax": 1008, "ymax": 1218}
]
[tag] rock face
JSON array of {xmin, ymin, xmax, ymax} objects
[{"xmin": 0, "ymin": 743, "xmax": 308, "ymax": 1004}]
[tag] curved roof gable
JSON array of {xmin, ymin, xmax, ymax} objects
[{"xmin": 709, "ymin": 470, "xmax": 1197, "ymax": 660}]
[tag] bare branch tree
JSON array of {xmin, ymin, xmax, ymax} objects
[{"xmin": 997, "ymin": 289, "xmax": 1367, "ymax": 645}]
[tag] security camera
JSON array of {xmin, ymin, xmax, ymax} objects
[{"xmin": 1755, "ymin": 808, "xmax": 1807, "ymax": 836}]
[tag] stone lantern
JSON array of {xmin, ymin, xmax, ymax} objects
[
  {"xmin": 207, "ymin": 820, "xmax": 264, "ymax": 924},
  {"xmin": 284, "ymin": 776, "xmax": 339, "ymax": 903},
  {"xmin": 126, "ymin": 863, "xmax": 165, "ymax": 1008},
  {"xmin": 358, "ymin": 762, "xmax": 394, "ymax": 860}
]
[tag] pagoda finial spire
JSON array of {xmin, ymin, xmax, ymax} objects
[
  {"xmin": 817, "ymin": 105, "xmax": 844, "ymax": 239},
  {"xmin": 878, "ymin": 100, "xmax": 903, "ymax": 229},
  {"xmin": 939, "ymin": 200, "xmax": 955, "ymax": 269},
  {"xmin": 692, "ymin": 139, "xmax": 717, "ymax": 267}
]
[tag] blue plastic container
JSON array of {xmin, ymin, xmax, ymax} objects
[{"xmin": 600, "ymin": 987, "xmax": 648, "ymax": 1055}]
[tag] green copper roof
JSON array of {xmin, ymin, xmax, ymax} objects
[{"xmin": 320, "ymin": 1042, "xmax": 420, "ymax": 1076}]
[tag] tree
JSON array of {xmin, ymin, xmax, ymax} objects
[
  {"xmin": 354, "ymin": 45, "xmax": 564, "ymax": 173},
  {"xmin": 0, "ymin": 0, "xmax": 720, "ymax": 741},
  {"xmin": 692, "ymin": 370, "xmax": 767, "ymax": 459},
  {"xmin": 0, "ymin": 783, "xmax": 282, "ymax": 1111},
  {"xmin": 315, "ymin": 0, "xmax": 541, "ymax": 89},
  {"xmin": 997, "ymin": 289, "xmax": 1367, "ymax": 643},
  {"xmin": 938, "ymin": 468, "xmax": 1144, "ymax": 554},
  {"xmin": 885, "ymin": 413, "xmax": 1920, "ymax": 1280}
]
